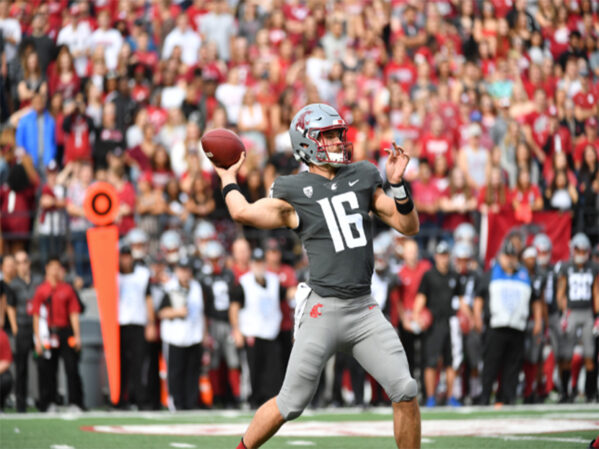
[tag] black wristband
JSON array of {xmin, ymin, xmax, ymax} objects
[
  {"xmin": 222, "ymin": 183, "xmax": 242, "ymax": 199},
  {"xmin": 395, "ymin": 197, "xmax": 414, "ymax": 215}
]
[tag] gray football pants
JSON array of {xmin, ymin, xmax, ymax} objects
[{"xmin": 276, "ymin": 290, "xmax": 417, "ymax": 420}]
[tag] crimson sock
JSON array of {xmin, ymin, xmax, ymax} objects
[
  {"xmin": 236, "ymin": 438, "xmax": 248, "ymax": 449},
  {"xmin": 571, "ymin": 353, "xmax": 583, "ymax": 392},
  {"xmin": 591, "ymin": 436, "xmax": 599, "ymax": 448},
  {"xmin": 523, "ymin": 362, "xmax": 536, "ymax": 398},
  {"xmin": 210, "ymin": 369, "xmax": 225, "ymax": 397},
  {"xmin": 229, "ymin": 368, "xmax": 241, "ymax": 399}
]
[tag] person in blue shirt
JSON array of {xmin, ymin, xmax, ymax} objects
[{"xmin": 474, "ymin": 240, "xmax": 542, "ymax": 405}]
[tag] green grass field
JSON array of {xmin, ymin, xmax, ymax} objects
[{"xmin": 1, "ymin": 404, "xmax": 598, "ymax": 449}]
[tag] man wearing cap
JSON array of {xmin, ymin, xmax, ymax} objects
[
  {"xmin": 230, "ymin": 248, "xmax": 284, "ymax": 409},
  {"xmin": 414, "ymin": 241, "xmax": 461, "ymax": 407},
  {"xmin": 556, "ymin": 233, "xmax": 599, "ymax": 402},
  {"xmin": 117, "ymin": 245, "xmax": 156, "ymax": 409},
  {"xmin": 453, "ymin": 242, "xmax": 483, "ymax": 404},
  {"xmin": 6, "ymin": 250, "xmax": 43, "ymax": 412},
  {"xmin": 159, "ymin": 258, "xmax": 208, "ymax": 410},
  {"xmin": 521, "ymin": 246, "xmax": 546, "ymax": 403},
  {"xmin": 475, "ymin": 241, "xmax": 535, "ymax": 405},
  {"xmin": 31, "ymin": 257, "xmax": 84, "ymax": 411}
]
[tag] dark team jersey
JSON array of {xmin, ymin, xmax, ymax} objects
[
  {"xmin": 270, "ymin": 160, "xmax": 383, "ymax": 299},
  {"xmin": 539, "ymin": 262, "xmax": 560, "ymax": 315},
  {"xmin": 529, "ymin": 268, "xmax": 546, "ymax": 303},
  {"xmin": 199, "ymin": 267, "xmax": 237, "ymax": 322},
  {"xmin": 455, "ymin": 269, "xmax": 480, "ymax": 307},
  {"xmin": 559, "ymin": 261, "xmax": 599, "ymax": 310},
  {"xmin": 418, "ymin": 266, "xmax": 459, "ymax": 320}
]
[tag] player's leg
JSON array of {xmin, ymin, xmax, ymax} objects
[
  {"xmin": 241, "ymin": 293, "xmax": 338, "ymax": 448},
  {"xmin": 481, "ymin": 328, "xmax": 505, "ymax": 405},
  {"xmin": 581, "ymin": 313, "xmax": 597, "ymax": 401},
  {"xmin": 559, "ymin": 317, "xmax": 576, "ymax": 402},
  {"xmin": 499, "ymin": 329, "xmax": 524, "ymax": 404},
  {"xmin": 349, "ymin": 302, "xmax": 420, "ymax": 448},
  {"xmin": 422, "ymin": 322, "xmax": 444, "ymax": 406}
]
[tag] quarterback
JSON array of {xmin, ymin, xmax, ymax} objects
[{"xmin": 214, "ymin": 103, "xmax": 421, "ymax": 449}]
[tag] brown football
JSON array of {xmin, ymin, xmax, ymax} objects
[{"xmin": 200, "ymin": 128, "xmax": 245, "ymax": 169}]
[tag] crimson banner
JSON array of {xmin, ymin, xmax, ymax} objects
[{"xmin": 483, "ymin": 211, "xmax": 572, "ymax": 269}]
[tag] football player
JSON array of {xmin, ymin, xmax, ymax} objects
[
  {"xmin": 213, "ymin": 103, "xmax": 421, "ymax": 449},
  {"xmin": 557, "ymin": 233, "xmax": 599, "ymax": 402},
  {"xmin": 532, "ymin": 233, "xmax": 561, "ymax": 399},
  {"xmin": 521, "ymin": 246, "xmax": 545, "ymax": 403},
  {"xmin": 199, "ymin": 240, "xmax": 242, "ymax": 408}
]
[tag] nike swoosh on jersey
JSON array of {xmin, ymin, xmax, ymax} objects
[{"xmin": 349, "ymin": 179, "xmax": 360, "ymax": 186}]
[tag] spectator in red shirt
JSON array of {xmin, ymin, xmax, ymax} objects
[
  {"xmin": 573, "ymin": 77, "xmax": 597, "ymax": 122},
  {"xmin": 411, "ymin": 158, "xmax": 441, "ymax": 227},
  {"xmin": 478, "ymin": 165, "xmax": 510, "ymax": 214},
  {"xmin": 420, "ymin": 115, "xmax": 455, "ymax": 168},
  {"xmin": 573, "ymin": 117, "xmax": 599, "ymax": 170},
  {"xmin": 107, "ymin": 165, "xmax": 136, "ymax": 236},
  {"xmin": 523, "ymin": 89, "xmax": 551, "ymax": 165},
  {"xmin": 440, "ymin": 167, "xmax": 477, "ymax": 232},
  {"xmin": 384, "ymin": 41, "xmax": 417, "ymax": 93},
  {"xmin": 398, "ymin": 239, "xmax": 432, "ymax": 375},
  {"xmin": 510, "ymin": 168, "xmax": 544, "ymax": 222},
  {"xmin": 62, "ymin": 94, "xmax": 95, "ymax": 164},
  {"xmin": 32, "ymin": 257, "xmax": 83, "ymax": 411},
  {"xmin": 0, "ymin": 142, "xmax": 39, "ymax": 254},
  {"xmin": 0, "ymin": 328, "xmax": 12, "ymax": 411},
  {"xmin": 48, "ymin": 46, "xmax": 80, "ymax": 102}
]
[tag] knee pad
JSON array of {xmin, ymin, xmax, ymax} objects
[
  {"xmin": 388, "ymin": 377, "xmax": 418, "ymax": 403},
  {"xmin": 276, "ymin": 395, "xmax": 305, "ymax": 421}
]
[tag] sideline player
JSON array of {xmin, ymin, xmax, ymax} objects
[{"xmin": 212, "ymin": 103, "xmax": 421, "ymax": 449}]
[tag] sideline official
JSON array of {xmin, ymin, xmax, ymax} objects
[{"xmin": 117, "ymin": 245, "xmax": 156, "ymax": 409}]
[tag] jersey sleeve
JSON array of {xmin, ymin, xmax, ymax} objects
[{"xmin": 269, "ymin": 176, "xmax": 291, "ymax": 202}]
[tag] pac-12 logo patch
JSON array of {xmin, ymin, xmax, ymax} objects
[
  {"xmin": 303, "ymin": 186, "xmax": 313, "ymax": 198},
  {"xmin": 310, "ymin": 303, "xmax": 323, "ymax": 318}
]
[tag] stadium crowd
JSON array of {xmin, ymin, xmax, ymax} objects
[{"xmin": 0, "ymin": 0, "xmax": 598, "ymax": 412}]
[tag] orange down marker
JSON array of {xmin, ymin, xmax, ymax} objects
[{"xmin": 84, "ymin": 182, "xmax": 121, "ymax": 405}]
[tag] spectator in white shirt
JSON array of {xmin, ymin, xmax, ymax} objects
[
  {"xmin": 90, "ymin": 10, "xmax": 123, "ymax": 71},
  {"xmin": 56, "ymin": 7, "xmax": 92, "ymax": 77},
  {"xmin": 215, "ymin": 68, "xmax": 246, "ymax": 126},
  {"xmin": 199, "ymin": 0, "xmax": 237, "ymax": 61},
  {"xmin": 162, "ymin": 13, "xmax": 201, "ymax": 66},
  {"xmin": 0, "ymin": 0, "xmax": 21, "ymax": 66}
]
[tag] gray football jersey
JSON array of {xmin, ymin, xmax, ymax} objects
[{"xmin": 271, "ymin": 161, "xmax": 383, "ymax": 299}]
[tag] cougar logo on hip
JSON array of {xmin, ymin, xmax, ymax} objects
[{"xmin": 310, "ymin": 303, "xmax": 324, "ymax": 318}]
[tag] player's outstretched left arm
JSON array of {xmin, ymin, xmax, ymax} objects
[
  {"xmin": 213, "ymin": 152, "xmax": 299, "ymax": 230},
  {"xmin": 372, "ymin": 143, "xmax": 419, "ymax": 236}
]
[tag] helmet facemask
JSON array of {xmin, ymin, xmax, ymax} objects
[{"xmin": 308, "ymin": 126, "xmax": 352, "ymax": 167}]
